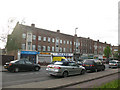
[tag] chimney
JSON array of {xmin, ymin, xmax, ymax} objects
[
  {"xmin": 57, "ymin": 30, "xmax": 60, "ymax": 33},
  {"xmin": 31, "ymin": 23, "xmax": 35, "ymax": 27}
]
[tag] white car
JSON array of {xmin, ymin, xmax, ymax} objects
[
  {"xmin": 109, "ymin": 60, "xmax": 120, "ymax": 68},
  {"xmin": 46, "ymin": 61, "xmax": 86, "ymax": 77}
]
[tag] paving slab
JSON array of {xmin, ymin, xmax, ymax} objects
[{"xmin": 3, "ymin": 69, "xmax": 119, "ymax": 89}]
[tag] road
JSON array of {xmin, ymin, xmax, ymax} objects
[{"xmin": 2, "ymin": 64, "xmax": 110, "ymax": 87}]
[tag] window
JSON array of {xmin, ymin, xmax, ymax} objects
[
  {"xmin": 32, "ymin": 35, "xmax": 36, "ymax": 40},
  {"xmin": 22, "ymin": 44, "xmax": 25, "ymax": 50},
  {"xmin": 22, "ymin": 33, "xmax": 26, "ymax": 39},
  {"xmin": 38, "ymin": 45, "xmax": 41, "ymax": 51},
  {"xmin": 27, "ymin": 42, "xmax": 31, "ymax": 50},
  {"xmin": 56, "ymin": 47, "xmax": 59, "ymax": 52},
  {"xmin": 32, "ymin": 45, "xmax": 36, "ymax": 50},
  {"xmin": 25, "ymin": 60, "xmax": 32, "ymax": 64},
  {"xmin": 43, "ymin": 37, "xmax": 46, "ymax": 41},
  {"xmin": 60, "ymin": 40, "xmax": 62, "ymax": 44},
  {"xmin": 63, "ymin": 48, "xmax": 66, "ymax": 52},
  {"xmin": 60, "ymin": 47, "xmax": 62, "ymax": 52},
  {"xmin": 70, "ymin": 41, "xmax": 72, "ymax": 45},
  {"xmin": 64, "ymin": 40, "xmax": 66, "ymax": 44},
  {"xmin": 18, "ymin": 60, "xmax": 25, "ymax": 64},
  {"xmin": 52, "ymin": 46, "xmax": 54, "ymax": 52},
  {"xmin": 52, "ymin": 38, "xmax": 55, "ymax": 42},
  {"xmin": 70, "ymin": 48, "xmax": 72, "ymax": 52},
  {"xmin": 47, "ymin": 46, "xmax": 50, "ymax": 51},
  {"xmin": 38, "ymin": 36, "xmax": 41, "ymax": 41},
  {"xmin": 43, "ymin": 46, "xmax": 46, "ymax": 51},
  {"xmin": 74, "ymin": 42, "xmax": 76, "ymax": 45},
  {"xmin": 48, "ymin": 37, "xmax": 51, "ymax": 42},
  {"xmin": 56, "ymin": 39, "xmax": 59, "ymax": 43},
  {"xmin": 67, "ymin": 41, "xmax": 69, "ymax": 44}
]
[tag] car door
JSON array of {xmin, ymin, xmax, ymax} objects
[
  {"xmin": 24, "ymin": 60, "xmax": 34, "ymax": 70},
  {"xmin": 69, "ymin": 62, "xmax": 79, "ymax": 75},
  {"xmin": 16, "ymin": 60, "xmax": 26, "ymax": 71}
]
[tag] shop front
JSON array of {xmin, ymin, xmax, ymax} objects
[{"xmin": 20, "ymin": 51, "xmax": 38, "ymax": 64}]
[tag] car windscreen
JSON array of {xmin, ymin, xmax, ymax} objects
[{"xmin": 83, "ymin": 60, "xmax": 94, "ymax": 65}]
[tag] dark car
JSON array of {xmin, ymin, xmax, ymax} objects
[
  {"xmin": 4, "ymin": 59, "xmax": 41, "ymax": 72},
  {"xmin": 82, "ymin": 59, "xmax": 105, "ymax": 72}
]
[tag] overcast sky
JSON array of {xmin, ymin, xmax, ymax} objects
[{"xmin": 0, "ymin": 0, "xmax": 119, "ymax": 49}]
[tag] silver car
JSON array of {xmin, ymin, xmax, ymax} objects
[
  {"xmin": 109, "ymin": 60, "xmax": 120, "ymax": 68},
  {"xmin": 46, "ymin": 61, "xmax": 86, "ymax": 77}
]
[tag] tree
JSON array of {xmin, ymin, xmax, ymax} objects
[{"xmin": 104, "ymin": 46, "xmax": 111, "ymax": 59}]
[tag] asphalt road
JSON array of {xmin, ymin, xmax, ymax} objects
[{"xmin": 2, "ymin": 64, "xmax": 110, "ymax": 87}]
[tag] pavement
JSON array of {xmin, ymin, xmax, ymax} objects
[{"xmin": 3, "ymin": 68, "xmax": 119, "ymax": 89}]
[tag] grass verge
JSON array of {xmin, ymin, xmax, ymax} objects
[{"xmin": 93, "ymin": 79, "xmax": 120, "ymax": 89}]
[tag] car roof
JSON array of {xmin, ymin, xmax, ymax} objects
[{"xmin": 111, "ymin": 60, "xmax": 119, "ymax": 62}]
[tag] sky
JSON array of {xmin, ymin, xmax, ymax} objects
[{"xmin": 0, "ymin": 0, "xmax": 119, "ymax": 49}]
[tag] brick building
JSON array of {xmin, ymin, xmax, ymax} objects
[{"xmin": 6, "ymin": 22, "xmax": 114, "ymax": 63}]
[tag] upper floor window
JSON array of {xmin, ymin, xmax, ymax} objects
[
  {"xmin": 21, "ymin": 44, "xmax": 25, "ymax": 50},
  {"xmin": 22, "ymin": 33, "xmax": 26, "ymax": 39},
  {"xmin": 70, "ymin": 41, "xmax": 72, "ymax": 45},
  {"xmin": 47, "ymin": 46, "xmax": 50, "ymax": 51},
  {"xmin": 67, "ymin": 41, "xmax": 69, "ymax": 44},
  {"xmin": 32, "ymin": 35, "xmax": 36, "ymax": 40},
  {"xmin": 60, "ymin": 47, "xmax": 62, "ymax": 52},
  {"xmin": 63, "ymin": 48, "xmax": 66, "ymax": 52},
  {"xmin": 38, "ymin": 36, "xmax": 41, "ymax": 41},
  {"xmin": 38, "ymin": 45, "xmax": 41, "ymax": 51},
  {"xmin": 48, "ymin": 37, "xmax": 51, "ymax": 42},
  {"xmin": 32, "ymin": 45, "xmax": 36, "ymax": 50},
  {"xmin": 43, "ymin": 37, "xmax": 46, "ymax": 41},
  {"xmin": 52, "ymin": 38, "xmax": 55, "ymax": 43},
  {"xmin": 64, "ymin": 40, "xmax": 66, "ymax": 44},
  {"xmin": 43, "ymin": 46, "xmax": 46, "ymax": 51},
  {"xmin": 60, "ymin": 40, "xmax": 62, "ymax": 44},
  {"xmin": 52, "ymin": 46, "xmax": 54, "ymax": 52}
]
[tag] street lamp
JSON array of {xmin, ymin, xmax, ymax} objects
[{"xmin": 74, "ymin": 27, "xmax": 78, "ymax": 61}]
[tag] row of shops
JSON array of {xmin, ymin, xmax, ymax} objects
[
  {"xmin": 18, "ymin": 50, "xmax": 106, "ymax": 64},
  {"xmin": 18, "ymin": 50, "xmax": 74, "ymax": 64}
]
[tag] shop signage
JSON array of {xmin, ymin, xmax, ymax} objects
[{"xmin": 21, "ymin": 51, "xmax": 38, "ymax": 55}]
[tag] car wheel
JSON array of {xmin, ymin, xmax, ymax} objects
[
  {"xmin": 34, "ymin": 67, "xmax": 40, "ymax": 71},
  {"xmin": 62, "ymin": 71, "xmax": 68, "ymax": 78},
  {"xmin": 80, "ymin": 69, "xmax": 86, "ymax": 75},
  {"xmin": 14, "ymin": 67, "xmax": 19, "ymax": 72}
]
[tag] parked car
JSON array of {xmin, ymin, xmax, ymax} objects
[
  {"xmin": 4, "ymin": 59, "xmax": 41, "ymax": 72},
  {"xmin": 46, "ymin": 61, "xmax": 86, "ymax": 77},
  {"xmin": 82, "ymin": 59, "xmax": 105, "ymax": 72},
  {"xmin": 109, "ymin": 60, "xmax": 120, "ymax": 68}
]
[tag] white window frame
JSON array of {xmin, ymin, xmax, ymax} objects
[
  {"xmin": 38, "ymin": 36, "xmax": 41, "ymax": 41},
  {"xmin": 47, "ymin": 46, "xmax": 50, "ymax": 51},
  {"xmin": 22, "ymin": 33, "xmax": 26, "ymax": 39},
  {"xmin": 43, "ymin": 37, "xmax": 46, "ymax": 41},
  {"xmin": 32, "ymin": 35, "xmax": 36, "ymax": 40},
  {"xmin": 48, "ymin": 37, "xmax": 51, "ymax": 42}
]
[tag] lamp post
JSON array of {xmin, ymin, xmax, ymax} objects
[{"xmin": 74, "ymin": 27, "xmax": 78, "ymax": 61}]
